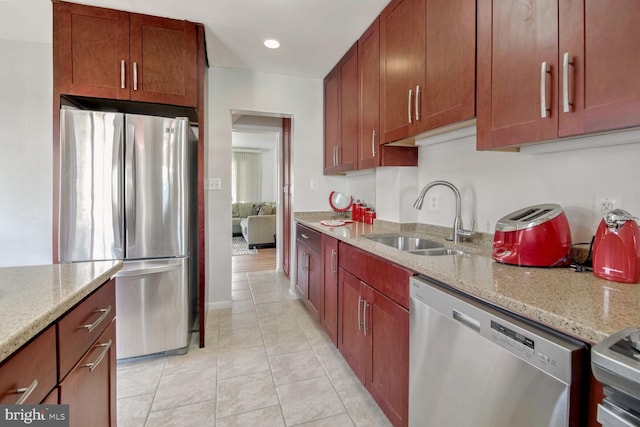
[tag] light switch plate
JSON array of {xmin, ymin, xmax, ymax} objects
[{"xmin": 207, "ymin": 178, "xmax": 222, "ymax": 191}]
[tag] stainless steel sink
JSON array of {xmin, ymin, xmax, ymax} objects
[
  {"xmin": 363, "ymin": 235, "xmax": 444, "ymax": 251},
  {"xmin": 409, "ymin": 248, "xmax": 467, "ymax": 256}
]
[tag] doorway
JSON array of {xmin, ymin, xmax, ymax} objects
[{"xmin": 230, "ymin": 112, "xmax": 291, "ymax": 274}]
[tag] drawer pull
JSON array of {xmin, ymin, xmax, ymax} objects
[
  {"xmin": 15, "ymin": 379, "xmax": 38, "ymax": 405},
  {"xmin": 80, "ymin": 306, "xmax": 112, "ymax": 333},
  {"xmin": 83, "ymin": 340, "xmax": 112, "ymax": 372},
  {"xmin": 301, "ymin": 233, "xmax": 310, "ymax": 239}
]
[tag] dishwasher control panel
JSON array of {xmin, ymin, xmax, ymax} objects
[{"xmin": 491, "ymin": 320, "xmax": 535, "ymax": 350}]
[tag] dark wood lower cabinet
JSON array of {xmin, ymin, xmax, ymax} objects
[
  {"xmin": 366, "ymin": 287, "xmax": 409, "ymax": 426},
  {"xmin": 60, "ymin": 320, "xmax": 116, "ymax": 427},
  {"xmin": 338, "ymin": 267, "xmax": 409, "ymax": 427},
  {"xmin": 337, "ymin": 269, "xmax": 367, "ymax": 382},
  {"xmin": 296, "ymin": 224, "xmax": 322, "ymax": 320},
  {"xmin": 321, "ymin": 234, "xmax": 339, "ymax": 344}
]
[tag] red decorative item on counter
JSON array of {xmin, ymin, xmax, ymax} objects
[
  {"xmin": 352, "ymin": 201, "xmax": 362, "ymax": 222},
  {"xmin": 593, "ymin": 209, "xmax": 640, "ymax": 284},
  {"xmin": 365, "ymin": 209, "xmax": 376, "ymax": 224}
]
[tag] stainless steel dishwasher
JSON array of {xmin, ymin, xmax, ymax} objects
[{"xmin": 409, "ymin": 276, "xmax": 587, "ymax": 427}]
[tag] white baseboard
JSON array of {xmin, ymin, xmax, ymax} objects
[{"xmin": 207, "ymin": 300, "xmax": 232, "ymax": 311}]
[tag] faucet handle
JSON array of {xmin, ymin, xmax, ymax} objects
[{"xmin": 457, "ymin": 220, "xmax": 476, "ymax": 239}]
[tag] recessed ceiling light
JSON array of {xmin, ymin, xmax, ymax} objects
[{"xmin": 264, "ymin": 39, "xmax": 280, "ymax": 49}]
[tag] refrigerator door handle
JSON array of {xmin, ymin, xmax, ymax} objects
[
  {"xmin": 116, "ymin": 261, "xmax": 183, "ymax": 277},
  {"xmin": 112, "ymin": 118, "xmax": 124, "ymax": 257},
  {"xmin": 125, "ymin": 121, "xmax": 137, "ymax": 252}
]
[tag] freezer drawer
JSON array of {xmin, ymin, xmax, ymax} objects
[{"xmin": 115, "ymin": 258, "xmax": 189, "ymax": 359}]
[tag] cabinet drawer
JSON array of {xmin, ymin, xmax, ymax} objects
[
  {"xmin": 296, "ymin": 224, "xmax": 321, "ymax": 252},
  {"xmin": 339, "ymin": 242, "xmax": 413, "ymax": 309},
  {"xmin": 0, "ymin": 326, "xmax": 57, "ymax": 404},
  {"xmin": 58, "ymin": 279, "xmax": 116, "ymax": 380},
  {"xmin": 60, "ymin": 320, "xmax": 116, "ymax": 427}
]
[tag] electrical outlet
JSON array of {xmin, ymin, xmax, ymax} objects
[
  {"xmin": 428, "ymin": 193, "xmax": 439, "ymax": 211},
  {"xmin": 595, "ymin": 195, "xmax": 622, "ymax": 216}
]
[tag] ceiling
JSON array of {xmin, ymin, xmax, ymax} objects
[{"xmin": 0, "ymin": 0, "xmax": 390, "ymax": 79}]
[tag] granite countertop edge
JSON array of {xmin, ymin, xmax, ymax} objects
[
  {"xmin": 295, "ymin": 212, "xmax": 635, "ymax": 345},
  {"xmin": 0, "ymin": 261, "xmax": 123, "ymax": 364}
]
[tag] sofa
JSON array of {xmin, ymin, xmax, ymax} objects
[{"xmin": 232, "ymin": 202, "xmax": 276, "ymax": 248}]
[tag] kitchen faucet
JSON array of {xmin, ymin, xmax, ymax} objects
[{"xmin": 413, "ymin": 180, "xmax": 474, "ymax": 244}]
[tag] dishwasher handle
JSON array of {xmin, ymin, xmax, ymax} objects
[{"xmin": 452, "ymin": 309, "xmax": 481, "ymax": 333}]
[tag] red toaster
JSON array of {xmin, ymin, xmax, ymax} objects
[
  {"xmin": 593, "ymin": 209, "xmax": 640, "ymax": 284},
  {"xmin": 492, "ymin": 204, "xmax": 572, "ymax": 267}
]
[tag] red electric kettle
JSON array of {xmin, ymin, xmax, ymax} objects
[{"xmin": 593, "ymin": 209, "xmax": 640, "ymax": 284}]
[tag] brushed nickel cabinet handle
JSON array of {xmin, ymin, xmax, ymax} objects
[
  {"xmin": 408, "ymin": 89, "xmax": 413, "ymax": 124},
  {"xmin": 301, "ymin": 233, "xmax": 310, "ymax": 239},
  {"xmin": 540, "ymin": 61, "xmax": 551, "ymax": 118},
  {"xmin": 83, "ymin": 340, "xmax": 112, "ymax": 372},
  {"xmin": 120, "ymin": 60, "xmax": 125, "ymax": 89},
  {"xmin": 80, "ymin": 306, "xmax": 112, "ymax": 333},
  {"xmin": 357, "ymin": 296, "xmax": 363, "ymax": 330},
  {"xmin": 15, "ymin": 379, "xmax": 38, "ymax": 405},
  {"xmin": 562, "ymin": 52, "xmax": 574, "ymax": 113},
  {"xmin": 415, "ymin": 85, "xmax": 421, "ymax": 121},
  {"xmin": 133, "ymin": 62, "xmax": 138, "ymax": 91},
  {"xmin": 371, "ymin": 131, "xmax": 377, "ymax": 157}
]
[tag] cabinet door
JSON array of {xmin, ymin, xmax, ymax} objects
[
  {"xmin": 337, "ymin": 268, "xmax": 366, "ymax": 383},
  {"xmin": 323, "ymin": 66, "xmax": 341, "ymax": 174},
  {"xmin": 358, "ymin": 18, "xmax": 381, "ymax": 170},
  {"xmin": 60, "ymin": 320, "xmax": 116, "ymax": 427},
  {"xmin": 296, "ymin": 243, "xmax": 309, "ymax": 299},
  {"xmin": 380, "ymin": 0, "xmax": 426, "ymax": 144},
  {"xmin": 365, "ymin": 285, "xmax": 409, "ymax": 427},
  {"xmin": 338, "ymin": 44, "xmax": 359, "ymax": 173},
  {"xmin": 559, "ymin": 0, "xmax": 640, "ymax": 137},
  {"xmin": 129, "ymin": 14, "xmax": 198, "ymax": 107},
  {"xmin": 306, "ymin": 248, "xmax": 323, "ymax": 320},
  {"xmin": 420, "ymin": 0, "xmax": 475, "ymax": 132},
  {"xmin": 477, "ymin": 0, "xmax": 558, "ymax": 149},
  {"xmin": 321, "ymin": 235, "xmax": 339, "ymax": 345},
  {"xmin": 54, "ymin": 1, "xmax": 130, "ymax": 99}
]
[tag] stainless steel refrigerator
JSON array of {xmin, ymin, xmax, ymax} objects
[{"xmin": 59, "ymin": 107, "xmax": 198, "ymax": 359}]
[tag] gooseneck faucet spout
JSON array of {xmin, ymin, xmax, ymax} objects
[{"xmin": 414, "ymin": 180, "xmax": 474, "ymax": 244}]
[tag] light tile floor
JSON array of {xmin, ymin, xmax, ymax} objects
[{"xmin": 117, "ymin": 270, "xmax": 392, "ymax": 427}]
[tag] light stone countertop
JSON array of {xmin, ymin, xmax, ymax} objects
[
  {"xmin": 0, "ymin": 260, "xmax": 123, "ymax": 363},
  {"xmin": 295, "ymin": 212, "xmax": 640, "ymax": 344}
]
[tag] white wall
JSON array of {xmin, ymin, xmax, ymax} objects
[
  {"xmin": 0, "ymin": 40, "xmax": 52, "ymax": 267},
  {"xmin": 207, "ymin": 67, "xmax": 326, "ymax": 307},
  {"xmin": 374, "ymin": 131, "xmax": 640, "ymax": 244}
]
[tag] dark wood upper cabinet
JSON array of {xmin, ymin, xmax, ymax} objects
[
  {"xmin": 53, "ymin": 2, "xmax": 130, "ymax": 100},
  {"xmin": 560, "ymin": 0, "xmax": 640, "ymax": 137},
  {"xmin": 380, "ymin": 0, "xmax": 426, "ymax": 144},
  {"xmin": 129, "ymin": 13, "xmax": 197, "ymax": 106},
  {"xmin": 326, "ymin": 17, "xmax": 418, "ymax": 174},
  {"xmin": 358, "ymin": 18, "xmax": 381, "ymax": 170},
  {"xmin": 420, "ymin": 0, "xmax": 476, "ymax": 132},
  {"xmin": 324, "ymin": 44, "xmax": 359, "ymax": 175},
  {"xmin": 478, "ymin": 0, "xmax": 640, "ymax": 149},
  {"xmin": 380, "ymin": 0, "xmax": 475, "ymax": 144},
  {"xmin": 53, "ymin": 0, "xmax": 198, "ymax": 108}
]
